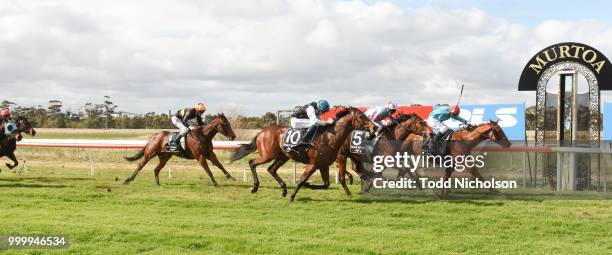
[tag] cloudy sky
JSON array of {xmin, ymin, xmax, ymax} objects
[{"xmin": 2, "ymin": 0, "xmax": 612, "ymax": 115}]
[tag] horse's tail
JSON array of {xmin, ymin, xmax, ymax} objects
[
  {"xmin": 124, "ymin": 148, "xmax": 145, "ymax": 162},
  {"xmin": 230, "ymin": 133, "xmax": 259, "ymax": 163}
]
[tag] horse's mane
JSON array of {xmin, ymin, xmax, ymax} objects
[
  {"xmin": 396, "ymin": 113, "xmax": 417, "ymax": 123},
  {"xmin": 334, "ymin": 107, "xmax": 362, "ymax": 119},
  {"xmin": 458, "ymin": 121, "xmax": 498, "ymax": 133}
]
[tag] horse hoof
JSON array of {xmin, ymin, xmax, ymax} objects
[
  {"xmin": 282, "ymin": 189, "xmax": 287, "ymax": 197},
  {"xmin": 251, "ymin": 187, "xmax": 259, "ymax": 193}
]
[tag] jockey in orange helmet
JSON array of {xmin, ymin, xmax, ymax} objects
[{"xmin": 169, "ymin": 103, "xmax": 207, "ymax": 149}]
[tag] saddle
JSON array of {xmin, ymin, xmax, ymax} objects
[
  {"xmin": 423, "ymin": 130, "xmax": 453, "ymax": 156},
  {"xmin": 166, "ymin": 132, "xmax": 193, "ymax": 159},
  {"xmin": 283, "ymin": 127, "xmax": 315, "ymax": 153}
]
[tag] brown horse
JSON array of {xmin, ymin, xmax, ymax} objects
[
  {"xmin": 403, "ymin": 121, "xmax": 512, "ymax": 197},
  {"xmin": 336, "ymin": 113, "xmax": 429, "ymax": 196},
  {"xmin": 1, "ymin": 116, "xmax": 36, "ymax": 171},
  {"xmin": 124, "ymin": 113, "xmax": 237, "ymax": 186},
  {"xmin": 230, "ymin": 107, "xmax": 374, "ymax": 201}
]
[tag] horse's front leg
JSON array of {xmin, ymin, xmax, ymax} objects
[
  {"xmin": 436, "ymin": 168, "xmax": 453, "ymax": 198},
  {"xmin": 207, "ymin": 152, "xmax": 236, "ymax": 181},
  {"xmin": 289, "ymin": 164, "xmax": 318, "ymax": 202},
  {"xmin": 5, "ymin": 152, "xmax": 18, "ymax": 169},
  {"xmin": 467, "ymin": 167, "xmax": 499, "ymax": 194},
  {"xmin": 304, "ymin": 165, "xmax": 330, "ymax": 190}
]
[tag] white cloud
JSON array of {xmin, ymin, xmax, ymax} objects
[{"xmin": 1, "ymin": 0, "xmax": 612, "ymax": 115}]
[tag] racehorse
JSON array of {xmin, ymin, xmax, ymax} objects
[
  {"xmin": 0, "ymin": 116, "xmax": 37, "ymax": 171},
  {"xmin": 123, "ymin": 113, "xmax": 237, "ymax": 186},
  {"xmin": 403, "ymin": 121, "xmax": 512, "ymax": 197},
  {"xmin": 230, "ymin": 107, "xmax": 374, "ymax": 201},
  {"xmin": 335, "ymin": 113, "xmax": 429, "ymax": 196}
]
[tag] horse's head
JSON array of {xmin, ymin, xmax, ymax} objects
[
  {"xmin": 15, "ymin": 116, "xmax": 36, "ymax": 137},
  {"xmin": 209, "ymin": 113, "xmax": 236, "ymax": 141},
  {"xmin": 333, "ymin": 107, "xmax": 374, "ymax": 131},
  {"xmin": 475, "ymin": 121, "xmax": 511, "ymax": 148},
  {"xmin": 396, "ymin": 113, "xmax": 429, "ymax": 138}
]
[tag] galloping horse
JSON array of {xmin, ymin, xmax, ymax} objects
[
  {"xmin": 403, "ymin": 121, "xmax": 512, "ymax": 197},
  {"xmin": 336, "ymin": 113, "xmax": 429, "ymax": 196},
  {"xmin": 0, "ymin": 116, "xmax": 37, "ymax": 171},
  {"xmin": 124, "ymin": 113, "xmax": 237, "ymax": 186},
  {"xmin": 230, "ymin": 107, "xmax": 374, "ymax": 201}
]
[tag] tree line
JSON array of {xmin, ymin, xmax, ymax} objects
[
  {"xmin": 4, "ymin": 99, "xmax": 600, "ymax": 131},
  {"xmin": 1, "ymin": 99, "xmax": 279, "ymax": 129}
]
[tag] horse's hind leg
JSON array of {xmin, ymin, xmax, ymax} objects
[
  {"xmin": 267, "ymin": 157, "xmax": 289, "ymax": 197},
  {"xmin": 154, "ymin": 154, "xmax": 172, "ymax": 186},
  {"xmin": 248, "ymin": 157, "xmax": 273, "ymax": 193},
  {"xmin": 5, "ymin": 152, "xmax": 18, "ymax": 169},
  {"xmin": 207, "ymin": 152, "xmax": 236, "ymax": 181},
  {"xmin": 124, "ymin": 153, "xmax": 154, "ymax": 184},
  {"xmin": 197, "ymin": 155, "xmax": 218, "ymax": 186}
]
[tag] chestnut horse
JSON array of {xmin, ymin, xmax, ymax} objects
[
  {"xmin": 124, "ymin": 113, "xmax": 237, "ymax": 186},
  {"xmin": 403, "ymin": 121, "xmax": 512, "ymax": 197},
  {"xmin": 230, "ymin": 107, "xmax": 374, "ymax": 201},
  {"xmin": 1, "ymin": 116, "xmax": 36, "ymax": 171},
  {"xmin": 336, "ymin": 113, "xmax": 429, "ymax": 196}
]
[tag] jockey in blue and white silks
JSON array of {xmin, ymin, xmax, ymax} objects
[
  {"xmin": 290, "ymin": 100, "xmax": 332, "ymax": 145},
  {"xmin": 427, "ymin": 104, "xmax": 467, "ymax": 141},
  {"xmin": 364, "ymin": 101, "xmax": 397, "ymax": 137}
]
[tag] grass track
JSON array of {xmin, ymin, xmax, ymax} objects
[
  {"xmin": 0, "ymin": 129, "xmax": 611, "ymax": 254},
  {"xmin": 0, "ymin": 164, "xmax": 611, "ymax": 254}
]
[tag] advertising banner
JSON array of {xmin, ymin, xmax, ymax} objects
[{"xmin": 326, "ymin": 103, "xmax": 526, "ymax": 140}]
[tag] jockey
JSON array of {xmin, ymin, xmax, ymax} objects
[
  {"xmin": 364, "ymin": 101, "xmax": 397, "ymax": 137},
  {"xmin": 169, "ymin": 103, "xmax": 207, "ymax": 148},
  {"xmin": 1, "ymin": 108, "xmax": 15, "ymax": 143},
  {"xmin": 426, "ymin": 104, "xmax": 468, "ymax": 151},
  {"xmin": 290, "ymin": 100, "xmax": 332, "ymax": 145}
]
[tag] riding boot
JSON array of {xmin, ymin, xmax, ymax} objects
[
  {"xmin": 171, "ymin": 133, "xmax": 184, "ymax": 150},
  {"xmin": 433, "ymin": 132, "xmax": 444, "ymax": 155},
  {"xmin": 300, "ymin": 125, "xmax": 317, "ymax": 145}
]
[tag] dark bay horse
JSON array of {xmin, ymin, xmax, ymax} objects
[
  {"xmin": 230, "ymin": 107, "xmax": 374, "ymax": 201},
  {"xmin": 0, "ymin": 116, "xmax": 37, "ymax": 171},
  {"xmin": 336, "ymin": 113, "xmax": 429, "ymax": 196},
  {"xmin": 124, "ymin": 114, "xmax": 237, "ymax": 186},
  {"xmin": 404, "ymin": 121, "xmax": 512, "ymax": 197}
]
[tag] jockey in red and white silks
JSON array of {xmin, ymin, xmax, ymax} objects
[{"xmin": 364, "ymin": 101, "xmax": 397, "ymax": 136}]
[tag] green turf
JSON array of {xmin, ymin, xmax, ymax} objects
[
  {"xmin": 0, "ymin": 164, "xmax": 611, "ymax": 254},
  {"xmin": 2, "ymin": 129, "xmax": 611, "ymax": 254}
]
